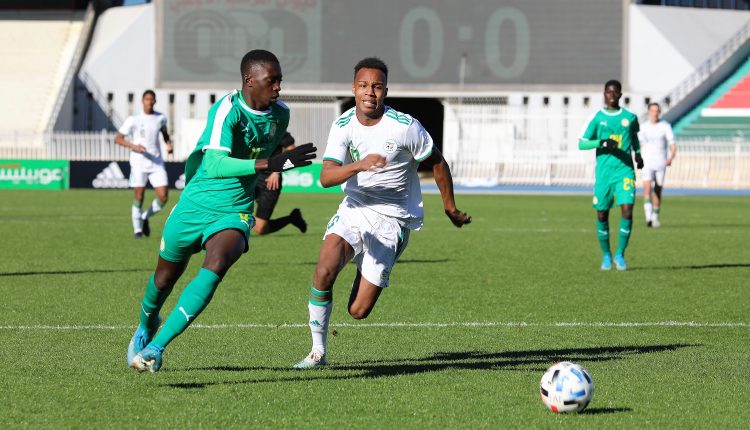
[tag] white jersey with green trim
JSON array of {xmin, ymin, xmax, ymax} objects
[
  {"xmin": 323, "ymin": 106, "xmax": 434, "ymax": 230},
  {"xmin": 638, "ymin": 120, "xmax": 674, "ymax": 169},
  {"xmin": 118, "ymin": 112, "xmax": 168, "ymax": 168}
]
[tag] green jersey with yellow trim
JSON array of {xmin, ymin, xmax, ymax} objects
[
  {"xmin": 182, "ymin": 90, "xmax": 289, "ymax": 213},
  {"xmin": 581, "ymin": 107, "xmax": 640, "ymax": 180}
]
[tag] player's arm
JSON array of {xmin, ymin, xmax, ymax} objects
[
  {"xmin": 666, "ymin": 125, "xmax": 676, "ymax": 166},
  {"xmin": 319, "ymin": 155, "xmax": 386, "ymax": 188},
  {"xmin": 421, "ymin": 147, "xmax": 471, "ymax": 227},
  {"xmin": 631, "ymin": 118, "xmax": 643, "ymax": 169},
  {"xmin": 160, "ymin": 125, "xmax": 173, "ymax": 154},
  {"xmin": 203, "ymin": 144, "xmax": 317, "ymax": 178}
]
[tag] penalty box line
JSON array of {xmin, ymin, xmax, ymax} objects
[{"xmin": 0, "ymin": 321, "xmax": 748, "ymax": 330}]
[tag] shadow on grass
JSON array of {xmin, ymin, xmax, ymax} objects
[
  {"xmin": 0, "ymin": 268, "xmax": 148, "ymax": 277},
  {"xmin": 165, "ymin": 343, "xmax": 696, "ymax": 390},
  {"xmin": 631, "ymin": 263, "xmax": 750, "ymax": 271},
  {"xmin": 580, "ymin": 407, "xmax": 632, "ymax": 415}
]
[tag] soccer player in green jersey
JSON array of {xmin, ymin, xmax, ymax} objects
[
  {"xmin": 127, "ymin": 50, "xmax": 317, "ymax": 373},
  {"xmin": 579, "ymin": 80, "xmax": 643, "ymax": 271}
]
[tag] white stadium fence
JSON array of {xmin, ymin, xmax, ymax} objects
[{"xmin": 1, "ymin": 103, "xmax": 749, "ymax": 189}]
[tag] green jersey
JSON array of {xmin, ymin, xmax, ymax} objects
[
  {"xmin": 182, "ymin": 90, "xmax": 290, "ymax": 213},
  {"xmin": 581, "ymin": 107, "xmax": 640, "ymax": 178}
]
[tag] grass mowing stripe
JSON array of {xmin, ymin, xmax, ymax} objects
[{"xmin": 1, "ymin": 321, "xmax": 748, "ymax": 330}]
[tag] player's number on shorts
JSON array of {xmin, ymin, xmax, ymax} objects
[
  {"xmin": 623, "ymin": 177, "xmax": 635, "ymax": 191},
  {"xmin": 327, "ymin": 215, "xmax": 340, "ymax": 231}
]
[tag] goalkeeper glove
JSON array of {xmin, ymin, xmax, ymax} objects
[
  {"xmin": 635, "ymin": 153, "xmax": 644, "ymax": 170},
  {"xmin": 267, "ymin": 142, "xmax": 317, "ymax": 172},
  {"xmin": 600, "ymin": 139, "xmax": 618, "ymax": 152}
]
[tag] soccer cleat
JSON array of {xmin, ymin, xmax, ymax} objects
[
  {"xmin": 130, "ymin": 345, "xmax": 164, "ymax": 373},
  {"xmin": 141, "ymin": 218, "xmax": 151, "ymax": 237},
  {"xmin": 600, "ymin": 254, "xmax": 612, "ymax": 271},
  {"xmin": 134, "ymin": 232, "xmax": 143, "ymax": 239},
  {"xmin": 614, "ymin": 254, "xmax": 627, "ymax": 271},
  {"xmin": 646, "ymin": 220, "xmax": 652, "ymax": 228},
  {"xmin": 126, "ymin": 315, "xmax": 161, "ymax": 366},
  {"xmin": 290, "ymin": 208, "xmax": 307, "ymax": 233},
  {"xmin": 651, "ymin": 217, "xmax": 661, "ymax": 228},
  {"xmin": 293, "ymin": 350, "xmax": 327, "ymax": 369}
]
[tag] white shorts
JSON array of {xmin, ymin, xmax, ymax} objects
[
  {"xmin": 129, "ymin": 164, "xmax": 169, "ymax": 188},
  {"xmin": 642, "ymin": 166, "xmax": 666, "ymax": 187},
  {"xmin": 324, "ymin": 200, "xmax": 410, "ymax": 288}
]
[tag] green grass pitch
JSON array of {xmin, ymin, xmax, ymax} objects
[{"xmin": 1, "ymin": 189, "xmax": 748, "ymax": 428}]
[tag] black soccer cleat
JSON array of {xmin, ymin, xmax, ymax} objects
[
  {"xmin": 134, "ymin": 232, "xmax": 143, "ymax": 239},
  {"xmin": 142, "ymin": 218, "xmax": 150, "ymax": 237},
  {"xmin": 290, "ymin": 208, "xmax": 307, "ymax": 233}
]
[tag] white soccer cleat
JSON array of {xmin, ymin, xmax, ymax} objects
[
  {"xmin": 651, "ymin": 217, "xmax": 661, "ymax": 228},
  {"xmin": 293, "ymin": 350, "xmax": 327, "ymax": 369}
]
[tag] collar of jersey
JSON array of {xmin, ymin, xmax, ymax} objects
[
  {"xmin": 600, "ymin": 107, "xmax": 623, "ymax": 116},
  {"xmin": 236, "ymin": 90, "xmax": 272, "ymax": 115}
]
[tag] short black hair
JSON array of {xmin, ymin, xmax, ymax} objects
[
  {"xmin": 142, "ymin": 89, "xmax": 156, "ymax": 99},
  {"xmin": 240, "ymin": 50, "xmax": 280, "ymax": 76},
  {"xmin": 648, "ymin": 102, "xmax": 661, "ymax": 110},
  {"xmin": 604, "ymin": 79, "xmax": 622, "ymax": 91},
  {"xmin": 354, "ymin": 57, "xmax": 388, "ymax": 79}
]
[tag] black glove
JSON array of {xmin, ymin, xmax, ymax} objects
[
  {"xmin": 600, "ymin": 139, "xmax": 618, "ymax": 152},
  {"xmin": 635, "ymin": 153, "xmax": 644, "ymax": 170},
  {"xmin": 267, "ymin": 142, "xmax": 317, "ymax": 172}
]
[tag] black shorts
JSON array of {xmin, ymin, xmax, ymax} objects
[{"xmin": 254, "ymin": 172, "xmax": 282, "ymax": 220}]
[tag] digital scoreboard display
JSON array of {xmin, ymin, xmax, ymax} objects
[{"xmin": 157, "ymin": 0, "xmax": 622, "ymax": 88}]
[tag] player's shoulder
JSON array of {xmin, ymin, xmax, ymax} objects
[
  {"xmin": 621, "ymin": 107, "xmax": 638, "ymax": 121},
  {"xmin": 333, "ymin": 107, "xmax": 356, "ymax": 128},
  {"xmin": 383, "ymin": 106, "xmax": 414, "ymax": 127},
  {"xmin": 273, "ymin": 99, "xmax": 290, "ymax": 111}
]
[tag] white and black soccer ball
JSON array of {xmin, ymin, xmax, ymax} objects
[{"xmin": 539, "ymin": 361, "xmax": 594, "ymax": 413}]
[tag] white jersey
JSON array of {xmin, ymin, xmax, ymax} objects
[
  {"xmin": 638, "ymin": 120, "xmax": 674, "ymax": 168},
  {"xmin": 118, "ymin": 112, "xmax": 168, "ymax": 168},
  {"xmin": 323, "ymin": 106, "xmax": 434, "ymax": 230}
]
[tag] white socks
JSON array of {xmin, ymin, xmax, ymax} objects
[
  {"xmin": 131, "ymin": 205, "xmax": 143, "ymax": 233},
  {"xmin": 141, "ymin": 198, "xmax": 165, "ymax": 221},
  {"xmin": 308, "ymin": 301, "xmax": 332, "ymax": 354},
  {"xmin": 644, "ymin": 202, "xmax": 653, "ymax": 222}
]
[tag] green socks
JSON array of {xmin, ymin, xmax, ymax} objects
[
  {"xmin": 596, "ymin": 220, "xmax": 610, "ymax": 255},
  {"xmin": 139, "ymin": 274, "xmax": 173, "ymax": 330},
  {"xmin": 151, "ymin": 268, "xmax": 222, "ymax": 349},
  {"xmin": 616, "ymin": 218, "xmax": 633, "ymax": 256}
]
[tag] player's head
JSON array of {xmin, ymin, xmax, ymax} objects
[
  {"xmin": 352, "ymin": 57, "xmax": 388, "ymax": 120},
  {"xmin": 142, "ymin": 89, "xmax": 156, "ymax": 113},
  {"xmin": 603, "ymin": 79, "xmax": 622, "ymax": 109},
  {"xmin": 240, "ymin": 49, "xmax": 282, "ymax": 110},
  {"xmin": 647, "ymin": 102, "xmax": 661, "ymax": 122}
]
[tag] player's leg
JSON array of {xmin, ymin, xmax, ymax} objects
[
  {"xmin": 642, "ymin": 175, "xmax": 654, "ymax": 227},
  {"xmin": 651, "ymin": 169, "xmax": 665, "ymax": 228},
  {"xmin": 140, "ymin": 169, "xmax": 169, "ymax": 236},
  {"xmin": 609, "ymin": 175, "xmax": 636, "ymax": 271},
  {"xmin": 294, "ymin": 233, "xmax": 355, "ymax": 369},
  {"xmin": 130, "ymin": 166, "xmax": 148, "ymax": 238},
  {"xmin": 252, "ymin": 182, "xmax": 306, "ymax": 235},
  {"xmin": 593, "ymin": 180, "xmax": 614, "ymax": 270}
]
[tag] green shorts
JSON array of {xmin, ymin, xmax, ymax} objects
[
  {"xmin": 592, "ymin": 174, "xmax": 637, "ymax": 211},
  {"xmin": 159, "ymin": 200, "xmax": 255, "ymax": 263}
]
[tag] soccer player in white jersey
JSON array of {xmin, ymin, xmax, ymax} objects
[
  {"xmin": 293, "ymin": 57, "xmax": 472, "ymax": 369},
  {"xmin": 638, "ymin": 103, "xmax": 676, "ymax": 228},
  {"xmin": 115, "ymin": 90, "xmax": 173, "ymax": 239}
]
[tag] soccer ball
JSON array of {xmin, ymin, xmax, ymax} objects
[{"xmin": 539, "ymin": 361, "xmax": 594, "ymax": 413}]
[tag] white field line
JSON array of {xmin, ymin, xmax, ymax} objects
[{"xmin": 0, "ymin": 321, "xmax": 747, "ymax": 330}]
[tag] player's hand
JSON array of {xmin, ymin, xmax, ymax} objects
[
  {"xmin": 132, "ymin": 144, "xmax": 146, "ymax": 153},
  {"xmin": 666, "ymin": 158, "xmax": 673, "ymax": 167},
  {"xmin": 599, "ymin": 139, "xmax": 618, "ymax": 152},
  {"xmin": 445, "ymin": 208, "xmax": 472, "ymax": 228},
  {"xmin": 265, "ymin": 172, "xmax": 280, "ymax": 190},
  {"xmin": 358, "ymin": 154, "xmax": 387, "ymax": 172},
  {"xmin": 267, "ymin": 142, "xmax": 317, "ymax": 172},
  {"xmin": 166, "ymin": 142, "xmax": 174, "ymax": 155},
  {"xmin": 635, "ymin": 153, "xmax": 644, "ymax": 170}
]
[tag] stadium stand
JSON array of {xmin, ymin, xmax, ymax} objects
[
  {"xmin": 674, "ymin": 57, "xmax": 750, "ymax": 139},
  {"xmin": 0, "ymin": 10, "xmax": 87, "ymax": 144}
]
